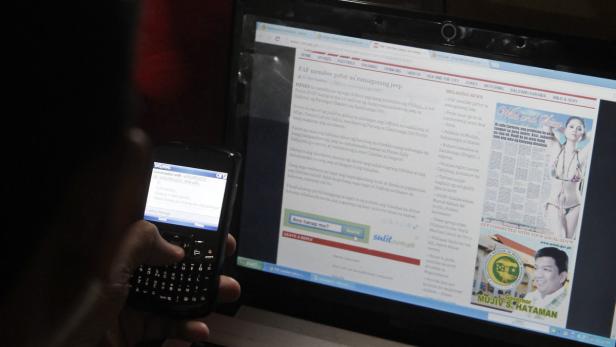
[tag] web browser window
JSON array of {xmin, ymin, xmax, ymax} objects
[
  {"xmin": 237, "ymin": 21, "xmax": 616, "ymax": 347},
  {"xmin": 145, "ymin": 162, "xmax": 228, "ymax": 231}
]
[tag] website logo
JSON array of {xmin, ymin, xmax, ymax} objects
[
  {"xmin": 373, "ymin": 233, "xmax": 393, "ymax": 243},
  {"xmin": 483, "ymin": 248, "xmax": 525, "ymax": 290},
  {"xmin": 372, "ymin": 233, "xmax": 414, "ymax": 248}
]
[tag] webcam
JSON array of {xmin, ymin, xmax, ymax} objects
[{"xmin": 441, "ymin": 22, "xmax": 457, "ymax": 43}]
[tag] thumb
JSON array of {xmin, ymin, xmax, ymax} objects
[
  {"xmin": 110, "ymin": 220, "xmax": 185, "ymax": 286},
  {"xmin": 98, "ymin": 221, "xmax": 184, "ymax": 319},
  {"xmin": 50, "ymin": 221, "xmax": 185, "ymax": 346}
]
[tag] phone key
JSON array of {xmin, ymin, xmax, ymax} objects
[
  {"xmin": 153, "ymin": 280, "xmax": 158, "ymax": 289},
  {"xmin": 190, "ymin": 248, "xmax": 204, "ymax": 260},
  {"xmin": 162, "ymin": 232, "xmax": 183, "ymax": 246},
  {"xmin": 183, "ymin": 296, "xmax": 189, "ymax": 302},
  {"xmin": 154, "ymin": 269, "xmax": 161, "ymax": 278},
  {"xmin": 199, "ymin": 296, "xmax": 206, "ymax": 302},
  {"xmin": 192, "ymin": 297, "xmax": 197, "ymax": 303},
  {"xmin": 193, "ymin": 240, "xmax": 206, "ymax": 247},
  {"xmin": 190, "ymin": 240, "xmax": 208, "ymax": 260}
]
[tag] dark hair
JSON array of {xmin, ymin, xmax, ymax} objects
[
  {"xmin": 535, "ymin": 247, "xmax": 568, "ymax": 274},
  {"xmin": 11, "ymin": 3, "xmax": 138, "ymax": 202},
  {"xmin": 2, "ymin": 1, "xmax": 138, "ymax": 292},
  {"xmin": 565, "ymin": 116, "xmax": 587, "ymax": 141}
]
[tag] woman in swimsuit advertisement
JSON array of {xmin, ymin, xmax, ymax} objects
[{"xmin": 543, "ymin": 115, "xmax": 592, "ymax": 240}]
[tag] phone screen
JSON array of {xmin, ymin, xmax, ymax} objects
[{"xmin": 144, "ymin": 162, "xmax": 228, "ymax": 231}]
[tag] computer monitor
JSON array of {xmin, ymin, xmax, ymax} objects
[{"xmin": 226, "ymin": 1, "xmax": 616, "ymax": 346}]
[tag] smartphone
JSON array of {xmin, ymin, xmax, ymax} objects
[{"xmin": 128, "ymin": 143, "xmax": 241, "ymax": 318}]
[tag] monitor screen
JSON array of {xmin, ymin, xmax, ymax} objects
[{"xmin": 231, "ymin": 8, "xmax": 616, "ymax": 347}]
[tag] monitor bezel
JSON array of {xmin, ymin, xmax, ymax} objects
[{"xmin": 224, "ymin": 1, "xmax": 616, "ymax": 346}]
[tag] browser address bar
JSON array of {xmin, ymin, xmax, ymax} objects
[{"xmin": 288, "ymin": 39, "xmax": 423, "ymax": 66}]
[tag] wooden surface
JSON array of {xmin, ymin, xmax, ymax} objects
[{"xmin": 202, "ymin": 306, "xmax": 415, "ymax": 347}]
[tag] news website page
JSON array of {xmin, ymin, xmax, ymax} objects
[{"xmin": 237, "ymin": 22, "xmax": 616, "ymax": 346}]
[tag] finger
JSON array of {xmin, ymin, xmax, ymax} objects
[
  {"xmin": 112, "ymin": 220, "xmax": 184, "ymax": 283},
  {"xmin": 172, "ymin": 321, "xmax": 209, "ymax": 342},
  {"xmin": 217, "ymin": 275, "xmax": 241, "ymax": 303},
  {"xmin": 225, "ymin": 233, "xmax": 237, "ymax": 257}
]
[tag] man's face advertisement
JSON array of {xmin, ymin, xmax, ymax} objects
[{"xmin": 534, "ymin": 256, "xmax": 567, "ymax": 297}]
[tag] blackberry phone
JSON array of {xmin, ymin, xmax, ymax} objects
[{"xmin": 128, "ymin": 143, "xmax": 241, "ymax": 317}]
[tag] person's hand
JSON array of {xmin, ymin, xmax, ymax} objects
[
  {"xmin": 64, "ymin": 220, "xmax": 241, "ymax": 347},
  {"xmin": 541, "ymin": 114, "xmax": 562, "ymax": 130},
  {"xmin": 1, "ymin": 130, "xmax": 241, "ymax": 347}
]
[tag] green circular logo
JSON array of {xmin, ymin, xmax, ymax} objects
[{"xmin": 484, "ymin": 248, "xmax": 525, "ymax": 290}]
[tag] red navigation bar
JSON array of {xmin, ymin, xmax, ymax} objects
[
  {"xmin": 282, "ymin": 231, "xmax": 421, "ymax": 266},
  {"xmin": 300, "ymin": 50, "xmax": 597, "ymax": 109}
]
